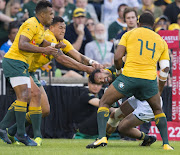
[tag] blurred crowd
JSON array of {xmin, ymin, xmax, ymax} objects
[{"xmin": 0, "ymin": 0, "xmax": 180, "ymax": 86}]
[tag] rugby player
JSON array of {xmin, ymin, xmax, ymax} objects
[
  {"xmin": 86, "ymin": 12, "xmax": 173, "ymax": 150},
  {"xmin": 0, "ymin": 1, "xmax": 67, "ymax": 146},
  {"xmin": 6, "ymin": 16, "xmax": 102, "ymax": 146}
]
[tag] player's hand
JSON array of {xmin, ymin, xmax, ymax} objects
[
  {"xmin": 86, "ymin": 66, "xmax": 94, "ymax": 74},
  {"xmin": 91, "ymin": 61, "xmax": 104, "ymax": 69},
  {"xmin": 43, "ymin": 46, "xmax": 58, "ymax": 55},
  {"xmin": 55, "ymin": 42, "xmax": 66, "ymax": 49}
]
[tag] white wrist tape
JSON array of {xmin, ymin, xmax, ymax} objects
[
  {"xmin": 116, "ymin": 69, "xmax": 121, "ymax": 75},
  {"xmin": 159, "ymin": 60, "xmax": 169, "ymax": 81},
  {"xmin": 89, "ymin": 59, "xmax": 94, "ymax": 65},
  {"xmin": 51, "ymin": 43, "xmax": 56, "ymax": 48},
  {"xmin": 159, "ymin": 70, "xmax": 168, "ymax": 81}
]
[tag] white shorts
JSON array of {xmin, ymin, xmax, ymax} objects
[
  {"xmin": 10, "ymin": 76, "xmax": 31, "ymax": 88},
  {"xmin": 128, "ymin": 96, "xmax": 163, "ymax": 122}
]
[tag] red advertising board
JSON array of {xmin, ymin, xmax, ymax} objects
[
  {"xmin": 172, "ymin": 49, "xmax": 180, "ymax": 121},
  {"xmin": 158, "ymin": 30, "xmax": 180, "ymax": 122},
  {"xmin": 148, "ymin": 122, "xmax": 180, "ymax": 141},
  {"xmin": 158, "ymin": 30, "xmax": 179, "ymax": 49}
]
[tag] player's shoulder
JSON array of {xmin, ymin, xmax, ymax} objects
[
  {"xmin": 62, "ymin": 38, "xmax": 70, "ymax": 44},
  {"xmin": 44, "ymin": 29, "xmax": 52, "ymax": 36}
]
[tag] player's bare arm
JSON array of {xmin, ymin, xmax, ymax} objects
[
  {"xmin": 53, "ymin": 49, "xmax": 94, "ymax": 74},
  {"xmin": 41, "ymin": 39, "xmax": 67, "ymax": 49},
  {"xmin": 18, "ymin": 35, "xmax": 58, "ymax": 55},
  {"xmin": 114, "ymin": 45, "xmax": 126, "ymax": 70},
  {"xmin": 67, "ymin": 49, "xmax": 103, "ymax": 69}
]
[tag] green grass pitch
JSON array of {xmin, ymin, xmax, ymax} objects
[{"xmin": 0, "ymin": 139, "xmax": 179, "ymax": 155}]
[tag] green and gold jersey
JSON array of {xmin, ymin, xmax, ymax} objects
[
  {"xmin": 4, "ymin": 17, "xmax": 45, "ymax": 63},
  {"xmin": 28, "ymin": 29, "xmax": 74, "ymax": 72},
  {"xmin": 119, "ymin": 27, "xmax": 169, "ymax": 80}
]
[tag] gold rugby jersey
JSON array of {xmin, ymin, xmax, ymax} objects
[
  {"xmin": 4, "ymin": 17, "xmax": 45, "ymax": 63},
  {"xmin": 119, "ymin": 27, "xmax": 169, "ymax": 80},
  {"xmin": 28, "ymin": 29, "xmax": 74, "ymax": 72}
]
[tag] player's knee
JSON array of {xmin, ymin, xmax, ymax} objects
[
  {"xmin": 42, "ymin": 108, "xmax": 50, "ymax": 117},
  {"xmin": 31, "ymin": 88, "xmax": 41, "ymax": 100},
  {"xmin": 17, "ymin": 89, "xmax": 30, "ymax": 102}
]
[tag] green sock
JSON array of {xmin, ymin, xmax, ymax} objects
[
  {"xmin": 97, "ymin": 107, "xmax": 109, "ymax": 139},
  {"xmin": 29, "ymin": 106, "xmax": 42, "ymax": 138},
  {"xmin": 155, "ymin": 113, "xmax": 169, "ymax": 145},
  {"xmin": 14, "ymin": 100, "xmax": 27, "ymax": 136},
  {"xmin": 0, "ymin": 102, "xmax": 16, "ymax": 130},
  {"xmin": 8, "ymin": 118, "xmax": 31, "ymax": 136},
  {"xmin": 138, "ymin": 132, "xmax": 149, "ymax": 140}
]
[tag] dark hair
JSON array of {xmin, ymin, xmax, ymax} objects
[
  {"xmin": 8, "ymin": 21, "xmax": 21, "ymax": 34},
  {"xmin": 35, "ymin": 0, "xmax": 52, "ymax": 15},
  {"xmin": 118, "ymin": 4, "xmax": 128, "ymax": 12},
  {"xmin": 123, "ymin": 7, "xmax": 138, "ymax": 21},
  {"xmin": 139, "ymin": 12, "xmax": 155, "ymax": 27},
  {"xmin": 89, "ymin": 69, "xmax": 101, "ymax": 84},
  {"xmin": 51, "ymin": 16, "xmax": 65, "ymax": 25}
]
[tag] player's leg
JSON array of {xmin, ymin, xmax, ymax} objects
[
  {"xmin": 86, "ymin": 84, "xmax": 125, "ymax": 148},
  {"xmin": 146, "ymin": 93, "xmax": 173, "ymax": 150},
  {"xmin": 7, "ymin": 85, "xmax": 49, "ymax": 145},
  {"xmin": 28, "ymin": 77, "xmax": 42, "ymax": 146},
  {"xmin": 0, "ymin": 82, "xmax": 30, "ymax": 144},
  {"xmin": 106, "ymin": 100, "xmax": 134, "ymax": 138},
  {"xmin": 40, "ymin": 86, "xmax": 50, "ymax": 118},
  {"xmin": 117, "ymin": 113, "xmax": 156, "ymax": 145}
]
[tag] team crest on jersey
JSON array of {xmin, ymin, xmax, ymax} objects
[{"xmin": 118, "ymin": 82, "xmax": 124, "ymax": 89}]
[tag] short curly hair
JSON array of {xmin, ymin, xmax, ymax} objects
[{"xmin": 89, "ymin": 69, "xmax": 101, "ymax": 84}]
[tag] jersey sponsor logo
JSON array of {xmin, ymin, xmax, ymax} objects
[
  {"xmin": 32, "ymin": 39, "xmax": 36, "ymax": 45},
  {"xmin": 118, "ymin": 82, "xmax": 124, "ymax": 89},
  {"xmin": 41, "ymin": 53, "xmax": 46, "ymax": 57}
]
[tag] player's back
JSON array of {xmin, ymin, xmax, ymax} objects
[{"xmin": 119, "ymin": 27, "xmax": 169, "ymax": 80}]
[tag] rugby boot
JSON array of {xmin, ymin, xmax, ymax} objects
[
  {"xmin": 86, "ymin": 137, "xmax": 108, "ymax": 149},
  {"xmin": 140, "ymin": 136, "xmax": 156, "ymax": 146},
  {"xmin": 163, "ymin": 144, "xmax": 174, "ymax": 150},
  {"xmin": 7, "ymin": 132, "xmax": 20, "ymax": 145},
  {"xmin": 0, "ymin": 129, "xmax": 12, "ymax": 144},
  {"xmin": 15, "ymin": 133, "xmax": 37, "ymax": 146},
  {"xmin": 34, "ymin": 137, "xmax": 42, "ymax": 146}
]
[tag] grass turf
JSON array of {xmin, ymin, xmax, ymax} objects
[{"xmin": 0, "ymin": 139, "xmax": 179, "ymax": 155}]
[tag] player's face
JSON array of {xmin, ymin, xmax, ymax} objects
[
  {"xmin": 94, "ymin": 70, "xmax": 112, "ymax": 84},
  {"xmin": 125, "ymin": 11, "xmax": 137, "ymax": 29},
  {"xmin": 44, "ymin": 7, "xmax": 54, "ymax": 26},
  {"xmin": 54, "ymin": 22, "xmax": 66, "ymax": 40}
]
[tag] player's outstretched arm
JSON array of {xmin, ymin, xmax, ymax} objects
[
  {"xmin": 67, "ymin": 49, "xmax": 103, "ymax": 69},
  {"xmin": 53, "ymin": 49, "xmax": 94, "ymax": 74},
  {"xmin": 41, "ymin": 39, "xmax": 67, "ymax": 49},
  {"xmin": 18, "ymin": 35, "xmax": 58, "ymax": 55}
]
